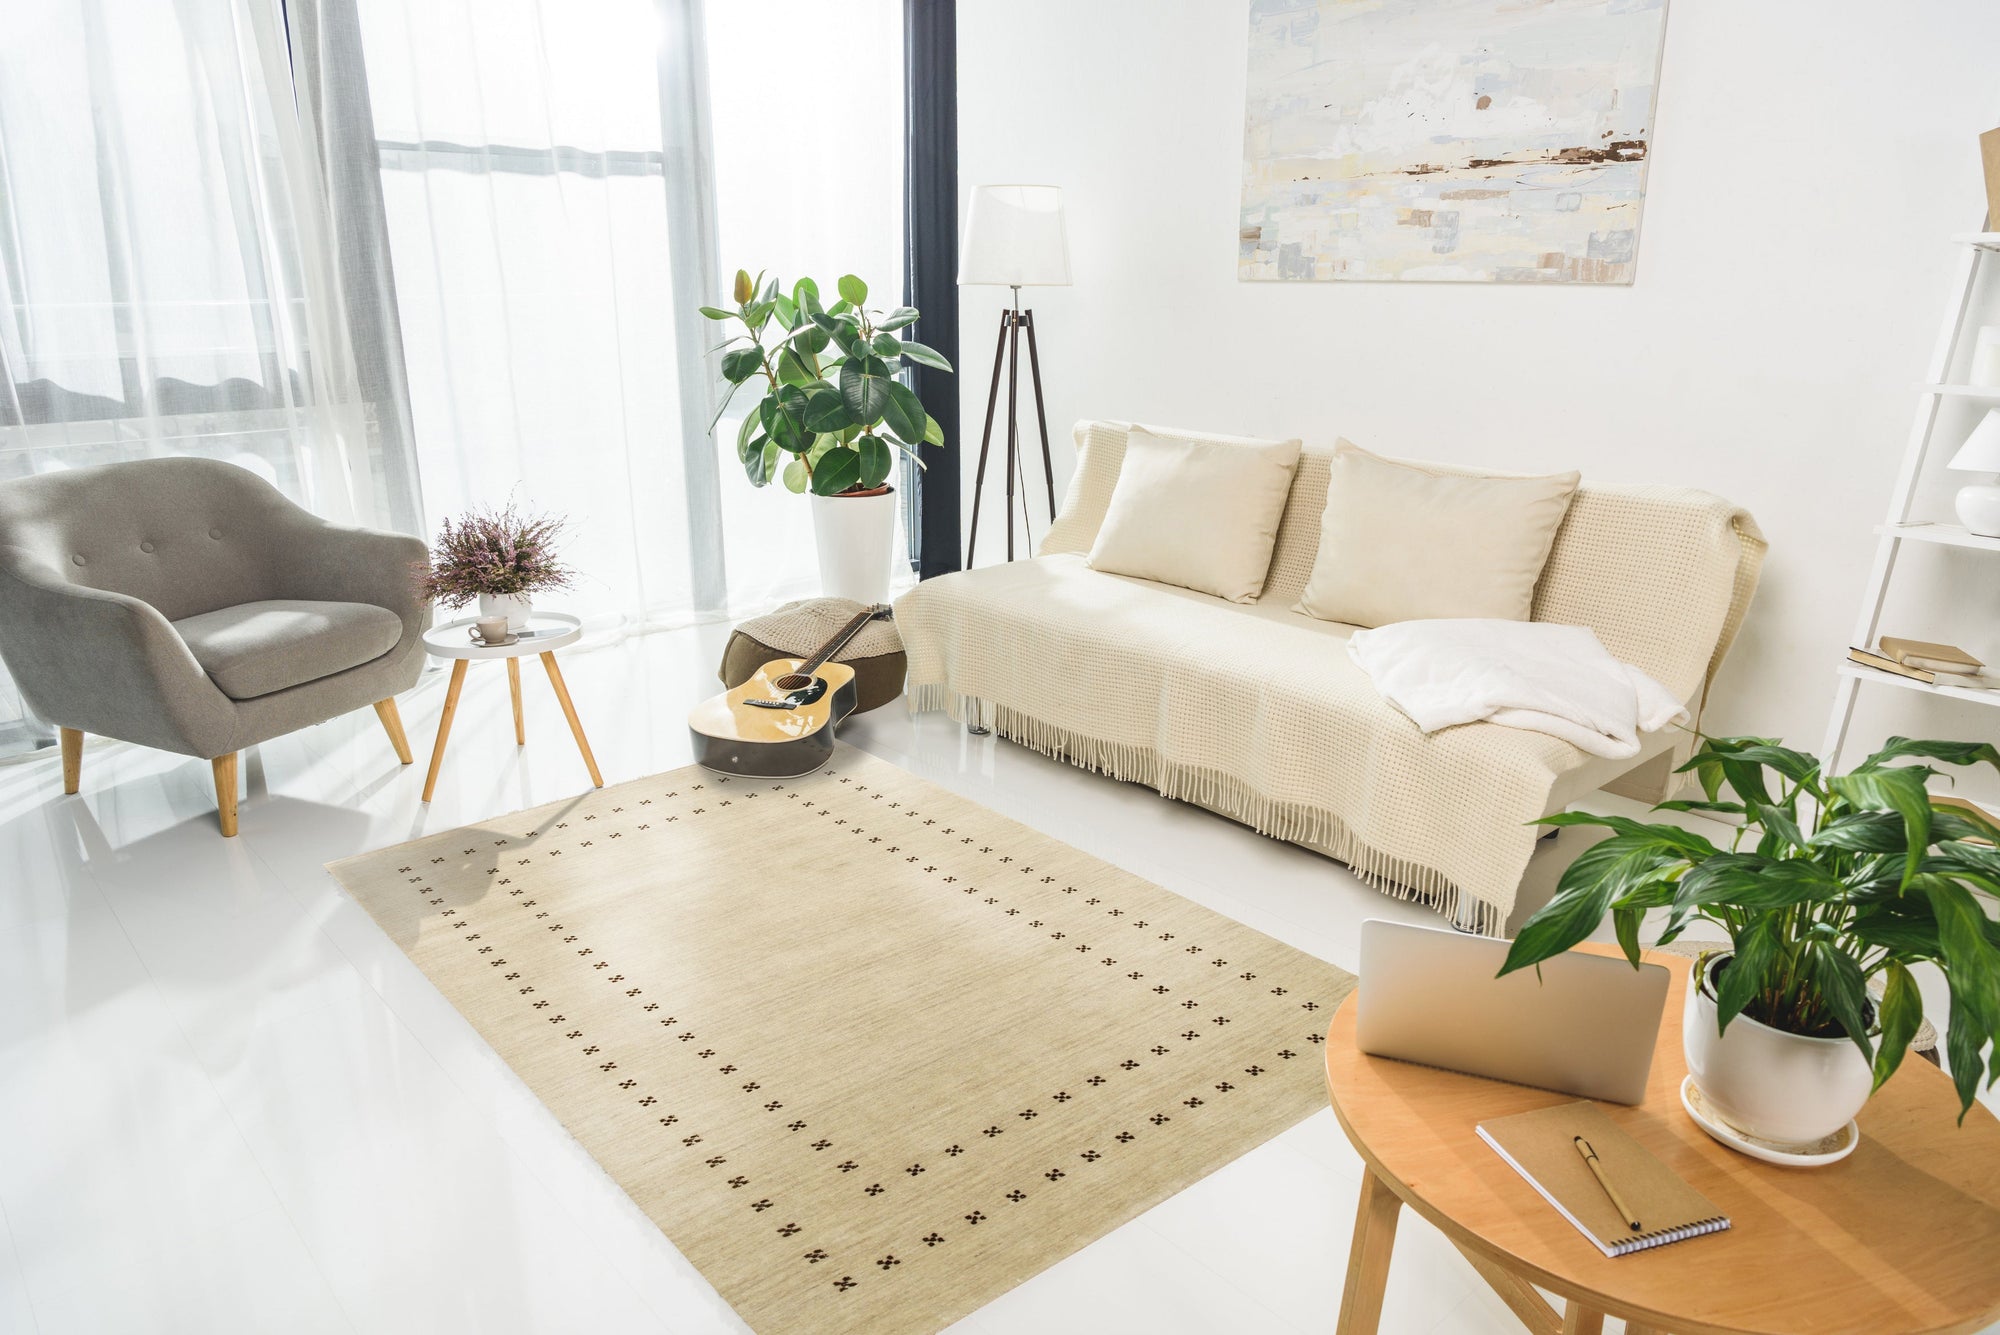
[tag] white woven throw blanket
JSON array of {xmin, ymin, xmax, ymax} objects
[{"xmin": 1348, "ymin": 619, "xmax": 1688, "ymax": 760}]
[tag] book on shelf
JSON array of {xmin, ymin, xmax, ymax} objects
[
  {"xmin": 1476, "ymin": 1102, "xmax": 1730, "ymax": 1258},
  {"xmin": 1878, "ymin": 637, "xmax": 1984, "ymax": 673},
  {"xmin": 1849, "ymin": 647, "xmax": 1935, "ymax": 683}
]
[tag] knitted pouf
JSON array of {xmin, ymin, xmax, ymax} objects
[{"xmin": 719, "ymin": 597, "xmax": 907, "ymax": 715}]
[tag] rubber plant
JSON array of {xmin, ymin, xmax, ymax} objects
[
  {"xmin": 701, "ymin": 269, "xmax": 952, "ymax": 496},
  {"xmin": 1497, "ymin": 734, "xmax": 2000, "ymax": 1119}
]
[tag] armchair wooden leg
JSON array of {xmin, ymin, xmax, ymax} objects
[
  {"xmin": 373, "ymin": 698, "xmax": 413, "ymax": 764},
  {"xmin": 60, "ymin": 728, "xmax": 83, "ymax": 795},
  {"xmin": 212, "ymin": 752, "xmax": 239, "ymax": 837}
]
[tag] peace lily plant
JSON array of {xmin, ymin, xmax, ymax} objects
[
  {"xmin": 1500, "ymin": 734, "xmax": 2000, "ymax": 1134},
  {"xmin": 703, "ymin": 269, "xmax": 951, "ymax": 497}
]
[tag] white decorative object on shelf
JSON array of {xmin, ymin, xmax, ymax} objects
[
  {"xmin": 1973, "ymin": 326, "xmax": 2000, "ymax": 386},
  {"xmin": 1948, "ymin": 409, "xmax": 2000, "ymax": 536}
]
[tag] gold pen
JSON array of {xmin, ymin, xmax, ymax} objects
[{"xmin": 1574, "ymin": 1135, "xmax": 1642, "ymax": 1232}]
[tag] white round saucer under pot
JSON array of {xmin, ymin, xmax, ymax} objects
[{"xmin": 1681, "ymin": 1076, "xmax": 1860, "ymax": 1167}]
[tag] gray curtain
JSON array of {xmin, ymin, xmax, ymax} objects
[{"xmin": 288, "ymin": 0, "xmax": 427, "ymax": 538}]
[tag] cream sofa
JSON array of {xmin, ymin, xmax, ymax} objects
[{"xmin": 895, "ymin": 421, "xmax": 1765, "ymax": 932}]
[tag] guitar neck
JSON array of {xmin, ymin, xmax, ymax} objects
[{"xmin": 799, "ymin": 608, "xmax": 879, "ymax": 674}]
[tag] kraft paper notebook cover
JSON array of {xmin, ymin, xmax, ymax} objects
[{"xmin": 1476, "ymin": 1101, "xmax": 1730, "ymax": 1257}]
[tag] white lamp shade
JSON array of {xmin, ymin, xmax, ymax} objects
[
  {"xmin": 1949, "ymin": 409, "xmax": 2000, "ymax": 472},
  {"xmin": 958, "ymin": 185, "xmax": 1070, "ymax": 287}
]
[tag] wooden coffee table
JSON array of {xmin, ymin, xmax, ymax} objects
[{"xmin": 1325, "ymin": 946, "xmax": 2000, "ymax": 1335}]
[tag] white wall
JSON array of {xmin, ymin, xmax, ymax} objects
[{"xmin": 955, "ymin": 0, "xmax": 2000, "ymax": 797}]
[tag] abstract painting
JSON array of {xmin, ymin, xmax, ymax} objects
[{"xmin": 1239, "ymin": 0, "xmax": 1669, "ymax": 285}]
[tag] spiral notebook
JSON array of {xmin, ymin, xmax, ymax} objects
[{"xmin": 1476, "ymin": 1102, "xmax": 1731, "ymax": 1257}]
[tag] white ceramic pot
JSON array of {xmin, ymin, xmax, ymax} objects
[
  {"xmin": 478, "ymin": 592, "xmax": 533, "ymax": 631},
  {"xmin": 1682, "ymin": 952, "xmax": 1874, "ymax": 1146},
  {"xmin": 811, "ymin": 486, "xmax": 895, "ymax": 605}
]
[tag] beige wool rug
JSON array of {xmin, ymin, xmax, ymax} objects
[{"xmin": 329, "ymin": 748, "xmax": 1356, "ymax": 1334}]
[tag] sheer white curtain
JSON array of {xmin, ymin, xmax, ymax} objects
[
  {"xmin": 705, "ymin": 0, "xmax": 907, "ymax": 605},
  {"xmin": 347, "ymin": 0, "xmax": 907, "ymax": 629},
  {"xmin": 352, "ymin": 0, "xmax": 722, "ymax": 631},
  {"xmin": 0, "ymin": 0, "xmax": 395, "ymax": 748}
]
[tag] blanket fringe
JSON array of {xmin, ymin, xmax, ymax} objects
[{"xmin": 907, "ymin": 683, "xmax": 1499, "ymax": 934}]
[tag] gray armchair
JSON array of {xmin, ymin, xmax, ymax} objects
[{"xmin": 0, "ymin": 457, "xmax": 428, "ymax": 835}]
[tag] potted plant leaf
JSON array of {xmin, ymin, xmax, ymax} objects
[
  {"xmin": 701, "ymin": 269, "xmax": 952, "ymax": 603},
  {"xmin": 1499, "ymin": 734, "xmax": 2000, "ymax": 1151}
]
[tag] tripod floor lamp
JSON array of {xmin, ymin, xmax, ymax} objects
[{"xmin": 958, "ymin": 184, "xmax": 1071, "ymax": 566}]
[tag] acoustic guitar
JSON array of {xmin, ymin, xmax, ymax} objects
[{"xmin": 688, "ymin": 603, "xmax": 894, "ymax": 777}]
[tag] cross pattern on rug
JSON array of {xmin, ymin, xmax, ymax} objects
[{"xmin": 330, "ymin": 749, "xmax": 1355, "ymax": 1334}]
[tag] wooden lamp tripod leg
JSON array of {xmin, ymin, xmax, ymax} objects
[
  {"xmin": 1004, "ymin": 293, "xmax": 1021, "ymax": 561},
  {"xmin": 965, "ymin": 310, "xmax": 1011, "ymax": 569},
  {"xmin": 1021, "ymin": 309, "xmax": 1057, "ymax": 522}
]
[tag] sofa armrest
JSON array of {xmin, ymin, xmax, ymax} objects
[{"xmin": 0, "ymin": 548, "xmax": 236, "ymax": 755}]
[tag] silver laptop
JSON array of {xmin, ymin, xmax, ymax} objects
[{"xmin": 1356, "ymin": 919, "xmax": 1669, "ymax": 1104}]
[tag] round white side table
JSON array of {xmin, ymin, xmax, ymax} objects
[{"xmin": 418, "ymin": 611, "xmax": 602, "ymax": 801}]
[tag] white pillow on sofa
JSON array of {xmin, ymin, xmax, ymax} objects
[
  {"xmin": 1086, "ymin": 427, "xmax": 1303, "ymax": 603},
  {"xmin": 1295, "ymin": 441, "xmax": 1579, "ymax": 628}
]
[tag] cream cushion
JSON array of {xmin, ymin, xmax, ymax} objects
[
  {"xmin": 1295, "ymin": 441, "xmax": 1580, "ymax": 627},
  {"xmin": 1086, "ymin": 427, "xmax": 1302, "ymax": 603}
]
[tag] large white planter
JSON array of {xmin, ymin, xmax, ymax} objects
[
  {"xmin": 478, "ymin": 592, "xmax": 533, "ymax": 631},
  {"xmin": 811, "ymin": 486, "xmax": 896, "ymax": 605},
  {"xmin": 1682, "ymin": 952, "xmax": 1874, "ymax": 1146}
]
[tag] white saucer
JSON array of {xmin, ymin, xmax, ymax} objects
[{"xmin": 1680, "ymin": 1076, "xmax": 1860, "ymax": 1167}]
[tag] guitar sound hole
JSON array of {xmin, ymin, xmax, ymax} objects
[{"xmin": 773, "ymin": 673, "xmax": 812, "ymax": 691}]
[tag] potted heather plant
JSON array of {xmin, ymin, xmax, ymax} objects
[
  {"xmin": 1500, "ymin": 734, "xmax": 2000, "ymax": 1153},
  {"xmin": 700, "ymin": 268, "xmax": 952, "ymax": 603},
  {"xmin": 416, "ymin": 502, "xmax": 575, "ymax": 630}
]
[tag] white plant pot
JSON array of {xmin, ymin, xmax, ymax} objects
[
  {"xmin": 478, "ymin": 592, "xmax": 533, "ymax": 631},
  {"xmin": 811, "ymin": 486, "xmax": 895, "ymax": 605},
  {"xmin": 1682, "ymin": 952, "xmax": 1874, "ymax": 1147}
]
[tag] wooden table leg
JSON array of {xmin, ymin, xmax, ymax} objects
[
  {"xmin": 374, "ymin": 698, "xmax": 413, "ymax": 764},
  {"xmin": 60, "ymin": 727, "xmax": 83, "ymax": 794},
  {"xmin": 506, "ymin": 658, "xmax": 525, "ymax": 745},
  {"xmin": 1453, "ymin": 1240, "xmax": 1562, "ymax": 1334},
  {"xmin": 212, "ymin": 752, "xmax": 239, "ymax": 837},
  {"xmin": 422, "ymin": 660, "xmax": 469, "ymax": 803},
  {"xmin": 540, "ymin": 651, "xmax": 602, "ymax": 787},
  {"xmin": 1337, "ymin": 1167, "xmax": 1402, "ymax": 1334},
  {"xmin": 1623, "ymin": 1325, "xmax": 1668, "ymax": 1335},
  {"xmin": 1560, "ymin": 1303, "xmax": 1606, "ymax": 1335}
]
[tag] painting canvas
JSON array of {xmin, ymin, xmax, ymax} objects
[{"xmin": 1238, "ymin": 0, "xmax": 1669, "ymax": 285}]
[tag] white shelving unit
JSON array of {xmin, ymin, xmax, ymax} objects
[{"xmin": 1822, "ymin": 229, "xmax": 2000, "ymax": 769}]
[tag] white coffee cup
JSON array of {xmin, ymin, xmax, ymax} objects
[{"xmin": 471, "ymin": 616, "xmax": 510, "ymax": 645}]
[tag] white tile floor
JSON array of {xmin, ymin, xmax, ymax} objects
[{"xmin": 0, "ymin": 623, "xmax": 1989, "ymax": 1335}]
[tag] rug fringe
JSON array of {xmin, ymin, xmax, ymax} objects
[{"xmin": 906, "ymin": 684, "xmax": 1497, "ymax": 934}]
